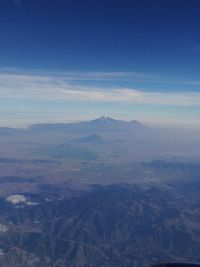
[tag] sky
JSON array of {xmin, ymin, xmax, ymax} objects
[{"xmin": 0, "ymin": 0, "xmax": 200, "ymax": 127}]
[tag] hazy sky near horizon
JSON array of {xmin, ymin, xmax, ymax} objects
[{"xmin": 0, "ymin": 0, "xmax": 200, "ymax": 127}]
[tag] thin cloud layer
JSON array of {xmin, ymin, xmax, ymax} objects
[{"xmin": 0, "ymin": 72, "xmax": 200, "ymax": 107}]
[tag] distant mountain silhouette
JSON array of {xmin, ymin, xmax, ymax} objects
[
  {"xmin": 75, "ymin": 134, "xmax": 103, "ymax": 144},
  {"xmin": 29, "ymin": 115, "xmax": 145, "ymax": 132},
  {"xmin": 89, "ymin": 115, "xmax": 122, "ymax": 124},
  {"xmin": 88, "ymin": 115, "xmax": 142, "ymax": 126},
  {"xmin": 0, "ymin": 127, "xmax": 22, "ymax": 135}
]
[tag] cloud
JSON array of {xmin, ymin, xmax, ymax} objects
[
  {"xmin": 60, "ymin": 88, "xmax": 200, "ymax": 106},
  {"xmin": 53, "ymin": 71, "xmax": 153, "ymax": 81},
  {"xmin": 0, "ymin": 71, "xmax": 200, "ymax": 107},
  {"xmin": 6, "ymin": 194, "xmax": 38, "ymax": 205},
  {"xmin": 6, "ymin": 194, "xmax": 27, "ymax": 204}
]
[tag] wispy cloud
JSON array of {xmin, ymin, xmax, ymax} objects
[{"xmin": 0, "ymin": 71, "xmax": 200, "ymax": 107}]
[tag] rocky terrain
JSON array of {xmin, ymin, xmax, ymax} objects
[{"xmin": 0, "ymin": 183, "xmax": 199, "ymax": 267}]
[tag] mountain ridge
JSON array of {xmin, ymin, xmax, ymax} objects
[
  {"xmin": 29, "ymin": 115, "xmax": 144, "ymax": 131},
  {"xmin": 0, "ymin": 183, "xmax": 200, "ymax": 267}
]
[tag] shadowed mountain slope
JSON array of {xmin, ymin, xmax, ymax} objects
[{"xmin": 0, "ymin": 184, "xmax": 199, "ymax": 267}]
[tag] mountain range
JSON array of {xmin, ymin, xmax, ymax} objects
[
  {"xmin": 0, "ymin": 183, "xmax": 199, "ymax": 267},
  {"xmin": 28, "ymin": 115, "xmax": 145, "ymax": 133}
]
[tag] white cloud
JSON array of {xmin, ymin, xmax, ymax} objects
[
  {"xmin": 0, "ymin": 224, "xmax": 8, "ymax": 233},
  {"xmin": 6, "ymin": 194, "xmax": 27, "ymax": 204},
  {"xmin": 6, "ymin": 194, "xmax": 38, "ymax": 206},
  {"xmin": 60, "ymin": 88, "xmax": 200, "ymax": 106},
  {"xmin": 0, "ymin": 71, "xmax": 200, "ymax": 107}
]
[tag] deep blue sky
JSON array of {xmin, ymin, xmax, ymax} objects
[
  {"xmin": 0, "ymin": 0, "xmax": 199, "ymax": 76},
  {"xmin": 0, "ymin": 0, "xmax": 200, "ymax": 127}
]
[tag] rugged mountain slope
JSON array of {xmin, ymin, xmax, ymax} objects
[{"xmin": 0, "ymin": 184, "xmax": 199, "ymax": 267}]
